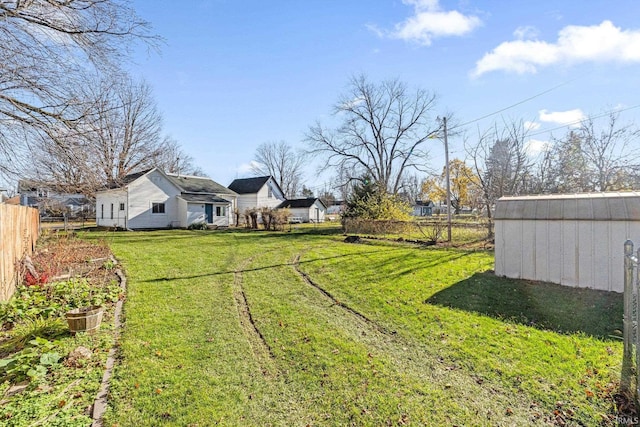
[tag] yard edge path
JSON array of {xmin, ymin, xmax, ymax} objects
[
  {"xmin": 233, "ymin": 257, "xmax": 279, "ymax": 377},
  {"xmin": 92, "ymin": 256, "xmax": 125, "ymax": 427}
]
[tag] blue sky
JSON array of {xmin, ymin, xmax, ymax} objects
[{"xmin": 128, "ymin": 0, "xmax": 640, "ymax": 192}]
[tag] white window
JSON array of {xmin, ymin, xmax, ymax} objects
[
  {"xmin": 119, "ymin": 203, "xmax": 125, "ymax": 211},
  {"xmin": 110, "ymin": 204, "xmax": 114, "ymax": 219},
  {"xmin": 216, "ymin": 206, "xmax": 226, "ymax": 217},
  {"xmin": 152, "ymin": 202, "xmax": 166, "ymax": 214},
  {"xmin": 100, "ymin": 204, "xmax": 104, "ymax": 219},
  {"xmin": 268, "ymin": 185, "xmax": 273, "ymax": 198}
]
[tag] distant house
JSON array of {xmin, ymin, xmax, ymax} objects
[
  {"xmin": 95, "ymin": 168, "xmax": 237, "ymax": 229},
  {"xmin": 278, "ymin": 198, "xmax": 327, "ymax": 223},
  {"xmin": 326, "ymin": 200, "xmax": 345, "ymax": 215},
  {"xmin": 18, "ymin": 180, "xmax": 93, "ymax": 216},
  {"xmin": 227, "ymin": 176, "xmax": 286, "ymax": 214},
  {"xmin": 412, "ymin": 200, "xmax": 434, "ymax": 217}
]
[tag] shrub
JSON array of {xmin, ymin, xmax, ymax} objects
[
  {"xmin": 343, "ymin": 178, "xmax": 412, "ymax": 222},
  {"xmin": 188, "ymin": 221, "xmax": 208, "ymax": 230}
]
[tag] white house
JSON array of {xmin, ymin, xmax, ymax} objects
[
  {"xmin": 277, "ymin": 198, "xmax": 327, "ymax": 223},
  {"xmin": 227, "ymin": 176, "xmax": 285, "ymax": 215},
  {"xmin": 412, "ymin": 200, "xmax": 434, "ymax": 217},
  {"xmin": 95, "ymin": 168, "xmax": 237, "ymax": 229}
]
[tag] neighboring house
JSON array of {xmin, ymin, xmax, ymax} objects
[
  {"xmin": 227, "ymin": 176, "xmax": 286, "ymax": 215},
  {"xmin": 326, "ymin": 200, "xmax": 345, "ymax": 215},
  {"xmin": 18, "ymin": 180, "xmax": 93, "ymax": 216},
  {"xmin": 278, "ymin": 198, "xmax": 327, "ymax": 223},
  {"xmin": 3, "ymin": 196, "xmax": 20, "ymax": 205},
  {"xmin": 412, "ymin": 200, "xmax": 434, "ymax": 217},
  {"xmin": 95, "ymin": 168, "xmax": 237, "ymax": 229}
]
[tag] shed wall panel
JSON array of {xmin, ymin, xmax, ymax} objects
[
  {"xmin": 496, "ymin": 193, "xmax": 640, "ymax": 293},
  {"xmin": 521, "ymin": 222, "xmax": 536, "ymax": 280},
  {"xmin": 534, "ymin": 221, "xmax": 549, "ymax": 283},
  {"xmin": 561, "ymin": 220, "xmax": 578, "ymax": 287},
  {"xmin": 577, "ymin": 221, "xmax": 594, "ymax": 289},
  {"xmin": 547, "ymin": 221, "xmax": 562, "ymax": 285}
]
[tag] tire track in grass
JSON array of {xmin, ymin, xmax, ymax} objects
[
  {"xmin": 291, "ymin": 252, "xmax": 548, "ymax": 426},
  {"xmin": 292, "ymin": 254, "xmax": 395, "ymax": 337},
  {"xmin": 233, "ymin": 257, "xmax": 278, "ymax": 377}
]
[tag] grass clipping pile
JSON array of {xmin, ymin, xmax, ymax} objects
[{"xmin": 0, "ymin": 232, "xmax": 123, "ymax": 426}]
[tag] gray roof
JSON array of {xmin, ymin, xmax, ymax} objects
[
  {"xmin": 178, "ymin": 194, "xmax": 231, "ymax": 204},
  {"xmin": 228, "ymin": 176, "xmax": 271, "ymax": 194},
  {"xmin": 495, "ymin": 192, "xmax": 640, "ymax": 221},
  {"xmin": 278, "ymin": 198, "xmax": 326, "ymax": 209},
  {"xmin": 167, "ymin": 173, "xmax": 236, "ymax": 195}
]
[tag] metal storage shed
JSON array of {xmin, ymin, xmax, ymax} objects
[{"xmin": 494, "ymin": 192, "xmax": 640, "ymax": 293}]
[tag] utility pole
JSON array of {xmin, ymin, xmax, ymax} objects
[{"xmin": 443, "ymin": 117, "xmax": 452, "ymax": 242}]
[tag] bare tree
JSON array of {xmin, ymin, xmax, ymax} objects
[
  {"xmin": 306, "ymin": 75, "xmax": 439, "ymax": 194},
  {"xmin": 569, "ymin": 113, "xmax": 639, "ymax": 191},
  {"xmin": 153, "ymin": 137, "xmax": 206, "ymax": 177},
  {"xmin": 533, "ymin": 112, "xmax": 640, "ymax": 193},
  {"xmin": 0, "ymin": 0, "xmax": 156, "ymax": 177},
  {"xmin": 465, "ymin": 119, "xmax": 531, "ymax": 237},
  {"xmin": 29, "ymin": 74, "xmax": 199, "ymax": 194},
  {"xmin": 251, "ymin": 140, "xmax": 304, "ymax": 198},
  {"xmin": 87, "ymin": 76, "xmax": 164, "ymax": 186}
]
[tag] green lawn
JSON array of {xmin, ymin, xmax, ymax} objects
[{"xmin": 91, "ymin": 229, "xmax": 623, "ymax": 426}]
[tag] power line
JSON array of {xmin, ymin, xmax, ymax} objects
[
  {"xmin": 449, "ymin": 77, "xmax": 581, "ymax": 132},
  {"xmin": 525, "ymin": 104, "xmax": 640, "ymax": 139}
]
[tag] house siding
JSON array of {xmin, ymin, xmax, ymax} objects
[
  {"xmin": 127, "ymin": 170, "xmax": 181, "ymax": 229},
  {"xmin": 96, "ymin": 189, "xmax": 127, "ymax": 228},
  {"xmin": 288, "ymin": 201, "xmax": 326, "ymax": 223},
  {"xmin": 236, "ymin": 194, "xmax": 259, "ymax": 216}
]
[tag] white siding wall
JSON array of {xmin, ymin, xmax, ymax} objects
[
  {"xmin": 256, "ymin": 180, "xmax": 284, "ymax": 209},
  {"xmin": 186, "ymin": 203, "xmax": 206, "ymax": 226},
  {"xmin": 288, "ymin": 202, "xmax": 326, "ymax": 223},
  {"xmin": 177, "ymin": 197, "xmax": 189, "ymax": 228},
  {"xmin": 96, "ymin": 190, "xmax": 127, "ymax": 228},
  {"xmin": 127, "ymin": 170, "xmax": 181, "ymax": 229},
  {"xmin": 236, "ymin": 194, "xmax": 258, "ymax": 215},
  {"xmin": 495, "ymin": 194, "xmax": 640, "ymax": 293},
  {"xmin": 212, "ymin": 205, "xmax": 230, "ymax": 227}
]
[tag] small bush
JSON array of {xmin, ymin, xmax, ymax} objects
[{"xmin": 188, "ymin": 221, "xmax": 208, "ymax": 230}]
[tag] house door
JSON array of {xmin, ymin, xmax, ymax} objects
[{"xmin": 205, "ymin": 204, "xmax": 213, "ymax": 223}]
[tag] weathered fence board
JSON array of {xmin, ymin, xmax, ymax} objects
[{"xmin": 0, "ymin": 204, "xmax": 39, "ymax": 301}]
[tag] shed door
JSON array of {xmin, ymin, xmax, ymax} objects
[{"xmin": 205, "ymin": 204, "xmax": 213, "ymax": 223}]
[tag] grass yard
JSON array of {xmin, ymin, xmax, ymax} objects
[{"xmin": 88, "ymin": 229, "xmax": 623, "ymax": 426}]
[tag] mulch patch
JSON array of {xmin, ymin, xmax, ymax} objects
[{"xmin": 26, "ymin": 232, "xmax": 117, "ymax": 287}]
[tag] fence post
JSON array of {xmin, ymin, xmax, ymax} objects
[
  {"xmin": 623, "ymin": 240, "xmax": 634, "ymax": 392},
  {"xmin": 635, "ymin": 246, "xmax": 640, "ymax": 401}
]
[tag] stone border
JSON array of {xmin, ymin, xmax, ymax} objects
[{"xmin": 91, "ymin": 256, "xmax": 126, "ymax": 427}]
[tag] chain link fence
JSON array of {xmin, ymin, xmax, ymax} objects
[{"xmin": 623, "ymin": 240, "xmax": 640, "ymax": 400}]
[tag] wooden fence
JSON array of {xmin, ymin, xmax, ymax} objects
[{"xmin": 0, "ymin": 204, "xmax": 40, "ymax": 301}]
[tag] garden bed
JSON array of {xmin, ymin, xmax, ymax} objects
[{"xmin": 0, "ymin": 232, "xmax": 123, "ymax": 426}]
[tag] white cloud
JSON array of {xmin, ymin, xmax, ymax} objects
[
  {"xmin": 371, "ymin": 0, "xmax": 482, "ymax": 46},
  {"xmin": 513, "ymin": 26, "xmax": 539, "ymax": 40},
  {"xmin": 539, "ymin": 109, "xmax": 585, "ymax": 127},
  {"xmin": 472, "ymin": 20, "xmax": 640, "ymax": 76},
  {"xmin": 524, "ymin": 120, "xmax": 541, "ymax": 131},
  {"xmin": 236, "ymin": 161, "xmax": 261, "ymax": 174},
  {"xmin": 525, "ymin": 138, "xmax": 550, "ymax": 155}
]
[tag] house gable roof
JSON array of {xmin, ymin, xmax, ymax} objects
[
  {"xmin": 178, "ymin": 194, "xmax": 231, "ymax": 204},
  {"xmin": 278, "ymin": 198, "xmax": 327, "ymax": 209},
  {"xmin": 228, "ymin": 176, "xmax": 271, "ymax": 194},
  {"xmin": 101, "ymin": 168, "xmax": 236, "ymax": 197},
  {"xmin": 166, "ymin": 173, "xmax": 237, "ymax": 196}
]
